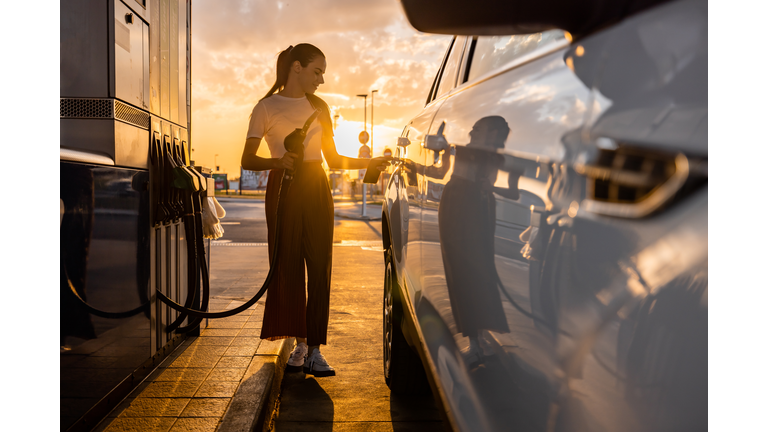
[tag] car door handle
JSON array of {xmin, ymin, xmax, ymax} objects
[{"xmin": 424, "ymin": 121, "xmax": 449, "ymax": 152}]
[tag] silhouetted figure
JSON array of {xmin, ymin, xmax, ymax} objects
[{"xmin": 437, "ymin": 116, "xmax": 518, "ymax": 365}]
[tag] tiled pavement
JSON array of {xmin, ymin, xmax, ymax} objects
[{"xmin": 94, "ymin": 298, "xmax": 289, "ymax": 432}]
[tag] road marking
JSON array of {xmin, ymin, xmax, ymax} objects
[
  {"xmin": 334, "ymin": 240, "xmax": 383, "ymax": 247},
  {"xmin": 220, "ymin": 222, "xmax": 241, "ymax": 225},
  {"xmin": 211, "ymin": 240, "xmax": 383, "ymax": 248},
  {"xmin": 211, "ymin": 241, "xmax": 266, "ymax": 246}
]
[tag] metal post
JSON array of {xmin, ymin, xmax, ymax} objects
[
  {"xmin": 371, "ymin": 90, "xmax": 377, "ymax": 152},
  {"xmin": 362, "ymin": 95, "xmax": 367, "ymax": 216},
  {"xmin": 362, "ymin": 93, "xmax": 367, "ymax": 216},
  {"xmin": 357, "ymin": 94, "xmax": 368, "ymax": 216},
  {"xmin": 371, "ymin": 90, "xmax": 378, "ymax": 201},
  {"xmin": 333, "ymin": 113, "xmax": 339, "ymax": 196}
]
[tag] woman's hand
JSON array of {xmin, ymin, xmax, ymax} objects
[
  {"xmin": 276, "ymin": 152, "xmax": 299, "ymax": 170},
  {"xmin": 371, "ymin": 156, "xmax": 393, "ymax": 171}
]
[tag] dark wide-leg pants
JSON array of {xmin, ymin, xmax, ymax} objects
[{"xmin": 260, "ymin": 161, "xmax": 334, "ymax": 346}]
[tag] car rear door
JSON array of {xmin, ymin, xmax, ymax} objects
[
  {"xmin": 418, "ymin": 30, "xmax": 599, "ymax": 432},
  {"xmin": 386, "ymin": 37, "xmax": 467, "ymax": 333}
]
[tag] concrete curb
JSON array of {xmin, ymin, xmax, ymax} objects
[{"xmin": 217, "ymin": 338, "xmax": 293, "ymax": 432}]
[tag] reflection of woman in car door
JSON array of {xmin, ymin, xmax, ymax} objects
[{"xmin": 438, "ymin": 116, "xmax": 520, "ymax": 365}]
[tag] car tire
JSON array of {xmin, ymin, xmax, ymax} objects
[{"xmin": 383, "ymin": 249, "xmax": 430, "ymax": 395}]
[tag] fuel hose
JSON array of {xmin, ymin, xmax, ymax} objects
[
  {"xmin": 155, "ymin": 174, "xmax": 288, "ymax": 318},
  {"xmin": 164, "ymin": 197, "xmax": 202, "ymax": 332},
  {"xmin": 63, "ymin": 110, "xmax": 319, "ymax": 325},
  {"xmin": 155, "ymin": 108, "xmax": 320, "ymax": 319},
  {"xmin": 165, "ymin": 142, "xmax": 210, "ymax": 332}
]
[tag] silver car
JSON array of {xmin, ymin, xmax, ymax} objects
[{"xmin": 381, "ymin": 0, "xmax": 707, "ymax": 431}]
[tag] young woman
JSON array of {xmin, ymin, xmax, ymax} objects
[{"xmin": 241, "ymin": 43, "xmax": 389, "ymax": 377}]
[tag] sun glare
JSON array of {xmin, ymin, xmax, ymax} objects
[{"xmin": 332, "ymin": 118, "xmax": 400, "ymax": 158}]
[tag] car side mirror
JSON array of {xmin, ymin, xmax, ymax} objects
[
  {"xmin": 424, "ymin": 121, "xmax": 450, "ymax": 163},
  {"xmin": 424, "ymin": 134, "xmax": 448, "ymax": 152},
  {"xmin": 398, "ymin": 0, "xmax": 661, "ymax": 37},
  {"xmin": 397, "ymin": 137, "xmax": 411, "ymax": 147}
]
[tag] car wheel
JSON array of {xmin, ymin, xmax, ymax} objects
[{"xmin": 383, "ymin": 249, "xmax": 430, "ymax": 395}]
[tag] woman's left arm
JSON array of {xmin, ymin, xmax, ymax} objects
[
  {"xmin": 321, "ymin": 135, "xmax": 390, "ymax": 170},
  {"xmin": 312, "ymin": 95, "xmax": 390, "ymax": 170},
  {"xmin": 321, "ymin": 136, "xmax": 367, "ymax": 170},
  {"xmin": 492, "ymin": 155, "xmax": 523, "ymax": 200}
]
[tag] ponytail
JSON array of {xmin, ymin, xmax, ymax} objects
[{"xmin": 261, "ymin": 43, "xmax": 325, "ymax": 100}]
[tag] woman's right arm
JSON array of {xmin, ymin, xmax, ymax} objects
[{"xmin": 241, "ymin": 137, "xmax": 297, "ymax": 171}]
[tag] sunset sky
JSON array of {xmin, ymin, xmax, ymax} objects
[{"xmin": 189, "ymin": 0, "xmax": 452, "ymax": 177}]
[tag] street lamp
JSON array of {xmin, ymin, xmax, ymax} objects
[
  {"xmin": 331, "ymin": 112, "xmax": 341, "ymax": 195},
  {"xmin": 356, "ymin": 93, "xmax": 370, "ymax": 217},
  {"xmin": 356, "ymin": 94, "xmax": 367, "ymax": 133},
  {"xmin": 371, "ymin": 90, "xmax": 377, "ymax": 152}
]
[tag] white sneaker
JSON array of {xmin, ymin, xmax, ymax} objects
[
  {"xmin": 303, "ymin": 349, "xmax": 336, "ymax": 377},
  {"xmin": 286, "ymin": 342, "xmax": 308, "ymax": 372}
]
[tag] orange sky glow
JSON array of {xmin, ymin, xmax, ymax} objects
[{"xmin": 189, "ymin": 0, "xmax": 452, "ymax": 177}]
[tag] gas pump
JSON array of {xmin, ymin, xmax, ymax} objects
[{"xmin": 60, "ymin": 1, "xmax": 204, "ymax": 430}]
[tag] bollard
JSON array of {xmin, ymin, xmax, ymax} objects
[{"xmin": 362, "ymin": 184, "xmax": 367, "ymax": 216}]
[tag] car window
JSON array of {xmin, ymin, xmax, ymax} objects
[
  {"xmin": 426, "ymin": 37, "xmax": 454, "ymax": 105},
  {"xmin": 434, "ymin": 37, "xmax": 466, "ymax": 100},
  {"xmin": 467, "ymin": 30, "xmax": 567, "ymax": 82}
]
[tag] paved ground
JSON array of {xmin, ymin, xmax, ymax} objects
[
  {"xmin": 213, "ymin": 199, "xmax": 446, "ymax": 432},
  {"xmin": 93, "ymin": 297, "xmax": 285, "ymax": 432},
  {"xmin": 213, "ymin": 198, "xmax": 386, "ymax": 245},
  {"xmin": 90, "ymin": 198, "xmax": 445, "ymax": 431},
  {"xmin": 272, "ymin": 246, "xmax": 445, "ymax": 432}
]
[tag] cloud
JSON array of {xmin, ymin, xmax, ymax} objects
[{"xmin": 189, "ymin": 0, "xmax": 451, "ymax": 174}]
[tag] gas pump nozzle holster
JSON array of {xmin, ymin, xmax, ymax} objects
[{"xmin": 283, "ymin": 109, "xmax": 320, "ymax": 178}]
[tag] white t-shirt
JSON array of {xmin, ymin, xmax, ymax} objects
[{"xmin": 246, "ymin": 94, "xmax": 331, "ymax": 162}]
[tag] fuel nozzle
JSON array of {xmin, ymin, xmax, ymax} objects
[{"xmin": 283, "ymin": 109, "xmax": 320, "ymax": 178}]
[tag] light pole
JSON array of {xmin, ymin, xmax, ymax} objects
[
  {"xmin": 356, "ymin": 93, "xmax": 369, "ymax": 216},
  {"xmin": 371, "ymin": 89, "xmax": 378, "ymax": 200},
  {"xmin": 332, "ymin": 113, "xmax": 340, "ymax": 195},
  {"xmin": 356, "ymin": 94, "xmax": 367, "ymax": 133},
  {"xmin": 215, "ymin": 154, "xmax": 219, "ymax": 172},
  {"xmin": 371, "ymin": 90, "xmax": 377, "ymax": 152}
]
